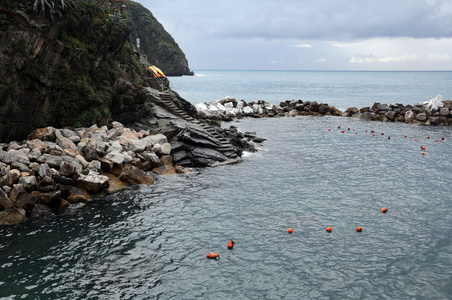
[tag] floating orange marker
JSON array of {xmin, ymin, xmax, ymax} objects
[
  {"xmin": 421, "ymin": 146, "xmax": 426, "ymax": 150},
  {"xmin": 328, "ymin": 128, "xmax": 331, "ymax": 131},
  {"xmin": 341, "ymin": 130, "xmax": 345, "ymax": 133},
  {"xmin": 326, "ymin": 227, "xmax": 332, "ymax": 232},
  {"xmin": 441, "ymin": 137, "xmax": 445, "ymax": 140},
  {"xmin": 427, "ymin": 136, "xmax": 430, "ymax": 139},
  {"xmin": 388, "ymin": 136, "xmax": 390, "ymax": 139},
  {"xmin": 355, "ymin": 132, "xmax": 357, "ymax": 135},
  {"xmin": 338, "ymin": 125, "xmax": 341, "ymax": 129},
  {"xmin": 356, "ymin": 227, "xmax": 362, "ymax": 232},
  {"xmin": 373, "ymin": 133, "xmax": 376, "ymax": 136},
  {"xmin": 366, "ymin": 130, "xmax": 368, "ymax": 132},
  {"xmin": 288, "ymin": 228, "xmax": 293, "ymax": 234},
  {"xmin": 227, "ymin": 239, "xmax": 235, "ymax": 249},
  {"xmin": 415, "ymin": 138, "xmax": 417, "ymax": 141},
  {"xmin": 206, "ymin": 252, "xmax": 220, "ymax": 259},
  {"xmin": 434, "ymin": 140, "xmax": 438, "ymax": 142},
  {"xmin": 381, "ymin": 207, "xmax": 388, "ymax": 213},
  {"xmin": 381, "ymin": 132, "xmax": 384, "ymax": 135},
  {"xmin": 405, "ymin": 135, "xmax": 408, "ymax": 138},
  {"xmin": 371, "ymin": 130, "xmax": 375, "ymax": 133},
  {"xmin": 422, "ymin": 152, "xmax": 425, "ymax": 155},
  {"xmin": 348, "ymin": 127, "xmax": 351, "ymax": 130}
]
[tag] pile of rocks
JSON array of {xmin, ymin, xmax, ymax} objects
[
  {"xmin": 195, "ymin": 97, "xmax": 342, "ymax": 121},
  {"xmin": 0, "ymin": 121, "xmax": 192, "ymax": 225},
  {"xmin": 346, "ymin": 99, "xmax": 452, "ymax": 125}
]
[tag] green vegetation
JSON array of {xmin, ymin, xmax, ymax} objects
[{"xmin": 33, "ymin": 0, "xmax": 77, "ymax": 20}]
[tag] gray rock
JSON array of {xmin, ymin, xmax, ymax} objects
[
  {"xmin": 38, "ymin": 154, "xmax": 64, "ymax": 168},
  {"xmin": 440, "ymin": 107, "xmax": 450, "ymax": 116},
  {"xmin": 105, "ymin": 151, "xmax": 125, "ymax": 165},
  {"xmin": 29, "ymin": 162, "xmax": 40, "ymax": 173},
  {"xmin": 39, "ymin": 163, "xmax": 51, "ymax": 178},
  {"xmin": 177, "ymin": 127, "xmax": 222, "ymax": 148},
  {"xmin": 76, "ymin": 172, "xmax": 109, "ymax": 193},
  {"xmin": 416, "ymin": 113, "xmax": 427, "ymax": 122},
  {"xmin": 88, "ymin": 160, "xmax": 101, "ymax": 171},
  {"xmin": 142, "ymin": 134, "xmax": 168, "ymax": 147},
  {"xmin": 55, "ymin": 129, "xmax": 78, "ymax": 151},
  {"xmin": 28, "ymin": 147, "xmax": 42, "ymax": 161},
  {"xmin": 11, "ymin": 162, "xmax": 31, "ymax": 172},
  {"xmin": 18, "ymin": 176, "xmax": 38, "ymax": 192},
  {"xmin": 405, "ymin": 110, "xmax": 415, "ymax": 122},
  {"xmin": 59, "ymin": 161, "xmax": 75, "ymax": 177},
  {"xmin": 2, "ymin": 151, "xmax": 30, "ymax": 165}
]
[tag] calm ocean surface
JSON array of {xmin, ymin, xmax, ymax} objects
[{"xmin": 1, "ymin": 71, "xmax": 452, "ymax": 299}]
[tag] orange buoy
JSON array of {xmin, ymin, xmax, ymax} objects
[
  {"xmin": 388, "ymin": 136, "xmax": 390, "ymax": 139},
  {"xmin": 341, "ymin": 130, "xmax": 345, "ymax": 133},
  {"xmin": 355, "ymin": 132, "xmax": 357, "ymax": 135},
  {"xmin": 328, "ymin": 128, "xmax": 331, "ymax": 131},
  {"xmin": 227, "ymin": 239, "xmax": 235, "ymax": 249},
  {"xmin": 371, "ymin": 130, "xmax": 375, "ymax": 133},
  {"xmin": 356, "ymin": 227, "xmax": 362, "ymax": 232},
  {"xmin": 404, "ymin": 135, "xmax": 408, "ymax": 138},
  {"xmin": 288, "ymin": 228, "xmax": 293, "ymax": 234},
  {"xmin": 434, "ymin": 140, "xmax": 438, "ymax": 142},
  {"xmin": 415, "ymin": 138, "xmax": 417, "ymax": 141},
  {"xmin": 206, "ymin": 252, "xmax": 220, "ymax": 259},
  {"xmin": 326, "ymin": 227, "xmax": 332, "ymax": 232},
  {"xmin": 422, "ymin": 152, "xmax": 425, "ymax": 155},
  {"xmin": 366, "ymin": 130, "xmax": 368, "ymax": 132},
  {"xmin": 441, "ymin": 137, "xmax": 445, "ymax": 140},
  {"xmin": 338, "ymin": 125, "xmax": 341, "ymax": 129},
  {"xmin": 427, "ymin": 136, "xmax": 430, "ymax": 139},
  {"xmin": 381, "ymin": 207, "xmax": 388, "ymax": 213},
  {"xmin": 373, "ymin": 133, "xmax": 376, "ymax": 136},
  {"xmin": 421, "ymin": 146, "xmax": 426, "ymax": 150},
  {"xmin": 381, "ymin": 132, "xmax": 384, "ymax": 135},
  {"xmin": 348, "ymin": 127, "xmax": 351, "ymax": 130}
]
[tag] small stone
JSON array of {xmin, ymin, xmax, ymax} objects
[
  {"xmin": 119, "ymin": 163, "xmax": 154, "ymax": 185},
  {"xmin": 59, "ymin": 161, "xmax": 75, "ymax": 177},
  {"xmin": 0, "ymin": 208, "xmax": 27, "ymax": 225},
  {"xmin": 67, "ymin": 187, "xmax": 91, "ymax": 203},
  {"xmin": 27, "ymin": 127, "xmax": 56, "ymax": 141}
]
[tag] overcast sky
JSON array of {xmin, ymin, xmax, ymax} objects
[{"xmin": 136, "ymin": 0, "xmax": 452, "ymax": 71}]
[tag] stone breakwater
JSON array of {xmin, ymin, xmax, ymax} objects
[
  {"xmin": 0, "ymin": 122, "xmax": 192, "ymax": 225},
  {"xmin": 196, "ymin": 96, "xmax": 452, "ymax": 126}
]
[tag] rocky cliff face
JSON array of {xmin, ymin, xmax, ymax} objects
[
  {"xmin": 127, "ymin": 1, "xmax": 193, "ymax": 76},
  {"xmin": 0, "ymin": 0, "xmax": 192, "ymax": 142}
]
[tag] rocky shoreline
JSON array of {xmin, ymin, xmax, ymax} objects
[
  {"xmin": 0, "ymin": 120, "xmax": 264, "ymax": 226},
  {"xmin": 196, "ymin": 96, "xmax": 452, "ymax": 125}
]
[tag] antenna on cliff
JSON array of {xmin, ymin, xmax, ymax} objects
[{"xmin": 136, "ymin": 38, "xmax": 140, "ymax": 52}]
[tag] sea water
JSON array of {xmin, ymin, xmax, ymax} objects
[
  {"xmin": 168, "ymin": 70, "xmax": 452, "ymax": 110},
  {"xmin": 1, "ymin": 71, "xmax": 452, "ymax": 299}
]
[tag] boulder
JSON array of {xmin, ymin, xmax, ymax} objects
[
  {"xmin": 27, "ymin": 127, "xmax": 56, "ymax": 142},
  {"xmin": 67, "ymin": 187, "xmax": 91, "ymax": 203},
  {"xmin": 104, "ymin": 173, "xmax": 129, "ymax": 194},
  {"xmin": 76, "ymin": 172, "xmax": 110, "ymax": 193},
  {"xmin": 30, "ymin": 203, "xmax": 53, "ymax": 217},
  {"xmin": 416, "ymin": 113, "xmax": 427, "ymax": 122},
  {"xmin": 177, "ymin": 127, "xmax": 222, "ymax": 148},
  {"xmin": 0, "ymin": 189, "xmax": 14, "ymax": 210},
  {"xmin": 152, "ymin": 165, "xmax": 176, "ymax": 175},
  {"xmin": 27, "ymin": 139, "xmax": 47, "ymax": 153},
  {"xmin": 38, "ymin": 163, "xmax": 51, "ymax": 178},
  {"xmin": 2, "ymin": 151, "xmax": 30, "ymax": 165},
  {"xmin": 36, "ymin": 190, "xmax": 62, "ymax": 206},
  {"xmin": 105, "ymin": 151, "xmax": 125, "ymax": 165},
  {"xmin": 119, "ymin": 163, "xmax": 154, "ymax": 185},
  {"xmin": 55, "ymin": 129, "xmax": 78, "ymax": 152},
  {"xmin": 8, "ymin": 169, "xmax": 21, "ymax": 185},
  {"xmin": 28, "ymin": 148, "xmax": 42, "ymax": 161},
  {"xmin": 59, "ymin": 161, "xmax": 76, "ymax": 177},
  {"xmin": 440, "ymin": 107, "xmax": 450, "ymax": 116},
  {"xmin": 405, "ymin": 111, "xmax": 415, "ymax": 122},
  {"xmin": 175, "ymin": 165, "xmax": 195, "ymax": 174},
  {"xmin": 0, "ymin": 208, "xmax": 27, "ymax": 225},
  {"xmin": 18, "ymin": 176, "xmax": 38, "ymax": 192},
  {"xmin": 142, "ymin": 134, "xmax": 168, "ymax": 147},
  {"xmin": 345, "ymin": 107, "xmax": 359, "ymax": 117}
]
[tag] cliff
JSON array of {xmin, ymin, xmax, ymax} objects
[
  {"xmin": 127, "ymin": 1, "xmax": 193, "ymax": 76},
  {"xmin": 0, "ymin": 0, "xmax": 192, "ymax": 142}
]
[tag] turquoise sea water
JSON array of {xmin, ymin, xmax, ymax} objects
[{"xmin": 1, "ymin": 71, "xmax": 452, "ymax": 299}]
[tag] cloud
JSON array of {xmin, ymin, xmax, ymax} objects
[
  {"xmin": 315, "ymin": 58, "xmax": 327, "ymax": 63},
  {"xmin": 379, "ymin": 54, "xmax": 419, "ymax": 63},
  {"xmin": 293, "ymin": 44, "xmax": 313, "ymax": 48},
  {"xmin": 426, "ymin": 52, "xmax": 451, "ymax": 61}
]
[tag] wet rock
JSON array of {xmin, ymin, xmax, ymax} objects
[
  {"xmin": 27, "ymin": 139, "xmax": 47, "ymax": 154},
  {"xmin": 38, "ymin": 163, "xmax": 51, "ymax": 178},
  {"xmin": 30, "ymin": 203, "xmax": 53, "ymax": 217},
  {"xmin": 119, "ymin": 163, "xmax": 154, "ymax": 185},
  {"xmin": 11, "ymin": 162, "xmax": 30, "ymax": 173},
  {"xmin": 67, "ymin": 187, "xmax": 91, "ymax": 203},
  {"xmin": 53, "ymin": 174, "xmax": 75, "ymax": 186},
  {"xmin": 104, "ymin": 173, "xmax": 129, "ymax": 194},
  {"xmin": 405, "ymin": 111, "xmax": 415, "ymax": 122},
  {"xmin": 152, "ymin": 165, "xmax": 176, "ymax": 175},
  {"xmin": 0, "ymin": 208, "xmax": 27, "ymax": 225},
  {"xmin": 76, "ymin": 172, "xmax": 110, "ymax": 193},
  {"xmin": 55, "ymin": 129, "xmax": 78, "ymax": 152},
  {"xmin": 177, "ymin": 127, "xmax": 222, "ymax": 148},
  {"xmin": 8, "ymin": 169, "xmax": 21, "ymax": 185},
  {"xmin": 36, "ymin": 190, "xmax": 61, "ymax": 206},
  {"xmin": 0, "ymin": 189, "xmax": 14, "ymax": 210},
  {"xmin": 175, "ymin": 165, "xmax": 194, "ymax": 174}
]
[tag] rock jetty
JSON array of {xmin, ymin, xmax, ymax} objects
[
  {"xmin": 0, "ymin": 121, "xmax": 263, "ymax": 226},
  {"xmin": 196, "ymin": 96, "xmax": 452, "ymax": 126}
]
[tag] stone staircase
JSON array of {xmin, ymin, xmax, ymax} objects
[{"xmin": 156, "ymin": 93, "xmax": 238, "ymax": 158}]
